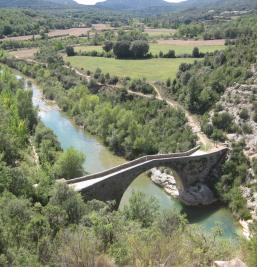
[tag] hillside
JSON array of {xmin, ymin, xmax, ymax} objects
[
  {"xmin": 180, "ymin": 0, "xmax": 257, "ymax": 10},
  {"xmin": 96, "ymin": 0, "xmax": 257, "ymax": 12},
  {"xmin": 0, "ymin": 0, "xmax": 78, "ymax": 8}
]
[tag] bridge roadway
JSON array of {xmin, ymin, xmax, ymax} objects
[{"xmin": 66, "ymin": 146, "xmax": 228, "ymax": 208}]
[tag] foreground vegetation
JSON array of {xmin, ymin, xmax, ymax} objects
[{"xmin": 1, "ymin": 63, "xmax": 255, "ymax": 267}]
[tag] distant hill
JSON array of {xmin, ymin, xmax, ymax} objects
[
  {"xmin": 96, "ymin": 0, "xmax": 257, "ymax": 11},
  {"xmin": 96, "ymin": 0, "xmax": 171, "ymax": 10},
  {"xmin": 0, "ymin": 0, "xmax": 78, "ymax": 8},
  {"xmin": 179, "ymin": 0, "xmax": 257, "ymax": 10}
]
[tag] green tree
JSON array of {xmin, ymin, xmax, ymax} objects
[
  {"xmin": 129, "ymin": 40, "xmax": 149, "ymax": 58},
  {"xmin": 16, "ymin": 89, "xmax": 37, "ymax": 132},
  {"xmin": 66, "ymin": 46, "xmax": 75, "ymax": 57},
  {"xmin": 192, "ymin": 47, "xmax": 200, "ymax": 58},
  {"xmin": 102, "ymin": 41, "xmax": 113, "ymax": 53},
  {"xmin": 54, "ymin": 148, "xmax": 85, "ymax": 180},
  {"xmin": 113, "ymin": 41, "xmax": 131, "ymax": 59}
]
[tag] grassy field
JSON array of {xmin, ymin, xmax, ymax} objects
[
  {"xmin": 150, "ymin": 43, "xmax": 224, "ymax": 55},
  {"xmin": 66, "ymin": 56, "xmax": 196, "ymax": 81},
  {"xmin": 75, "ymin": 45, "xmax": 103, "ymax": 53},
  {"xmin": 75, "ymin": 41, "xmax": 225, "ymax": 56}
]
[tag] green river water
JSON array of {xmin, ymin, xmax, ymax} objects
[{"xmin": 18, "ymin": 74, "xmax": 241, "ymax": 239}]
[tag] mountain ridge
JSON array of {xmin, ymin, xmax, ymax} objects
[
  {"xmin": 0, "ymin": 0, "xmax": 78, "ymax": 8},
  {"xmin": 96, "ymin": 0, "xmax": 172, "ymax": 10},
  {"xmin": 96, "ymin": 0, "xmax": 257, "ymax": 11}
]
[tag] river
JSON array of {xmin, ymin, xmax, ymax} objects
[{"xmin": 18, "ymin": 73, "xmax": 241, "ymax": 239}]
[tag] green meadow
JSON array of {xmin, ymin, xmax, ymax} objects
[
  {"xmin": 66, "ymin": 56, "xmax": 196, "ymax": 81},
  {"xmin": 149, "ymin": 43, "xmax": 225, "ymax": 55}
]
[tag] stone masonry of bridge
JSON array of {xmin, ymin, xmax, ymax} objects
[{"xmin": 66, "ymin": 147, "xmax": 228, "ymax": 208}]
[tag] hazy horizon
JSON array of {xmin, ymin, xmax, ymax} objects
[{"xmin": 75, "ymin": 0, "xmax": 186, "ymax": 5}]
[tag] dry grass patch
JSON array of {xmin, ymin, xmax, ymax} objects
[{"xmin": 9, "ymin": 48, "xmax": 38, "ymax": 60}]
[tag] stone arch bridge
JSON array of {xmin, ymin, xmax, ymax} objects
[{"xmin": 66, "ymin": 147, "xmax": 228, "ymax": 208}]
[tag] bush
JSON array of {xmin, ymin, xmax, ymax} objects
[
  {"xmin": 239, "ymin": 108, "xmax": 250, "ymax": 120},
  {"xmin": 212, "ymin": 112, "xmax": 234, "ymax": 131}
]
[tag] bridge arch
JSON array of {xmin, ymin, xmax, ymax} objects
[{"xmin": 67, "ymin": 147, "xmax": 228, "ymax": 209}]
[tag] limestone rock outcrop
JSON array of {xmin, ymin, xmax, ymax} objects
[{"xmin": 151, "ymin": 168, "xmax": 179, "ymax": 197}]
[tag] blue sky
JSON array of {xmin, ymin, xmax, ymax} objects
[{"xmin": 75, "ymin": 0, "xmax": 185, "ymax": 5}]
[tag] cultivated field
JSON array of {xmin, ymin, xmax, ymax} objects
[
  {"xmin": 1, "ymin": 24, "xmax": 113, "ymax": 42},
  {"xmin": 66, "ymin": 56, "xmax": 196, "ymax": 81},
  {"xmin": 144, "ymin": 27, "xmax": 177, "ymax": 37}
]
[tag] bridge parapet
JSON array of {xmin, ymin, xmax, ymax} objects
[{"xmin": 66, "ymin": 146, "xmax": 200, "ymax": 185}]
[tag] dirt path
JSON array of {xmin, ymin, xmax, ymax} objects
[
  {"xmin": 29, "ymin": 138, "xmax": 39, "ymax": 167},
  {"xmin": 151, "ymin": 83, "xmax": 220, "ymax": 151},
  {"xmin": 127, "ymin": 89, "xmax": 154, "ymax": 99}
]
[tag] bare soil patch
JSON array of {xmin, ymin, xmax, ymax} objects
[{"xmin": 48, "ymin": 27, "xmax": 92, "ymax": 37}]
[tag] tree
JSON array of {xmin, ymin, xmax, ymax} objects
[
  {"xmin": 129, "ymin": 40, "xmax": 149, "ymax": 58},
  {"xmin": 3, "ymin": 25, "xmax": 12, "ymax": 35},
  {"xmin": 16, "ymin": 89, "xmax": 37, "ymax": 132},
  {"xmin": 102, "ymin": 41, "xmax": 113, "ymax": 53},
  {"xmin": 165, "ymin": 49, "xmax": 176, "ymax": 58},
  {"xmin": 123, "ymin": 191, "xmax": 159, "ymax": 228},
  {"xmin": 54, "ymin": 148, "xmax": 85, "ymax": 179},
  {"xmin": 192, "ymin": 47, "xmax": 200, "ymax": 58},
  {"xmin": 66, "ymin": 46, "xmax": 75, "ymax": 57},
  {"xmin": 113, "ymin": 41, "xmax": 131, "ymax": 59}
]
